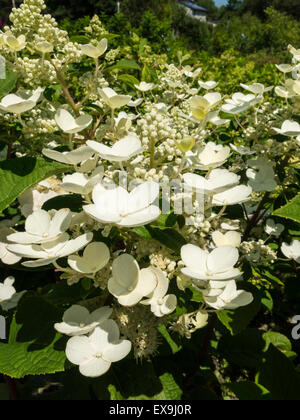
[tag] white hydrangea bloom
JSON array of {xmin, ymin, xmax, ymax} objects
[
  {"xmin": 68, "ymin": 242, "xmax": 110, "ymax": 274},
  {"xmin": 0, "ymin": 277, "xmax": 16, "ymax": 302},
  {"xmin": 87, "ymin": 134, "xmax": 143, "ymax": 162},
  {"xmin": 281, "ymin": 240, "xmax": 300, "ymax": 263},
  {"xmin": 65, "ymin": 320, "xmax": 131, "ymax": 378},
  {"xmin": 55, "ymin": 109, "xmax": 93, "ymax": 134},
  {"xmin": 0, "ymin": 88, "xmax": 44, "ymax": 114}
]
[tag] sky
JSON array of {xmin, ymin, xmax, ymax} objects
[{"xmin": 215, "ymin": 0, "xmax": 228, "ymax": 6}]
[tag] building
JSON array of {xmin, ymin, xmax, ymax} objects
[{"xmin": 179, "ymin": 1, "xmax": 207, "ymax": 22}]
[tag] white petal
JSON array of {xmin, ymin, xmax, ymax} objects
[
  {"xmin": 111, "ymin": 254, "xmax": 139, "ymax": 290},
  {"xmin": 66, "ymin": 336, "xmax": 94, "ymax": 365},
  {"xmin": 102, "ymin": 339, "xmax": 132, "ymax": 363},
  {"xmin": 207, "ymin": 246, "xmax": 239, "ymax": 274},
  {"xmin": 118, "ymin": 205, "xmax": 161, "ymax": 227},
  {"xmin": 181, "ymin": 244, "xmax": 208, "ymax": 274},
  {"xmin": 79, "ymin": 358, "xmax": 111, "ymax": 378}
]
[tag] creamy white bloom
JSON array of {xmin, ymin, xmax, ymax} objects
[
  {"xmin": 240, "ymin": 83, "xmax": 273, "ymax": 95},
  {"xmin": 87, "ymin": 134, "xmax": 143, "ymax": 162},
  {"xmin": 81, "ymin": 38, "xmax": 108, "ymax": 59},
  {"xmin": 55, "ymin": 109, "xmax": 93, "ymax": 134},
  {"xmin": 281, "ymin": 240, "xmax": 300, "ymax": 263},
  {"xmin": 141, "ymin": 267, "xmax": 177, "ymax": 317},
  {"xmin": 230, "ymin": 143, "xmax": 256, "ymax": 155},
  {"xmin": 183, "ymin": 169, "xmax": 240, "ymax": 195},
  {"xmin": 275, "ymin": 64, "xmax": 295, "ymax": 73},
  {"xmin": 190, "ymin": 93, "xmax": 222, "ymax": 120},
  {"xmin": 273, "ymin": 120, "xmax": 300, "ymax": 137},
  {"xmin": 0, "ymin": 88, "xmax": 44, "ymax": 114},
  {"xmin": 55, "ymin": 305, "xmax": 113, "ymax": 336},
  {"xmin": 108, "ymin": 254, "xmax": 157, "ymax": 306},
  {"xmin": 18, "ymin": 188, "xmax": 60, "ymax": 217},
  {"xmin": 5, "ymin": 34, "xmax": 26, "ymax": 51},
  {"xmin": 83, "ymin": 181, "xmax": 160, "ymax": 227},
  {"xmin": 68, "ymin": 242, "xmax": 110, "ymax": 274},
  {"xmin": 66, "ymin": 320, "xmax": 131, "ymax": 378},
  {"xmin": 35, "ymin": 41, "xmax": 53, "ymax": 53},
  {"xmin": 43, "ymin": 146, "xmax": 94, "ymax": 165},
  {"xmin": 221, "ymin": 92, "xmax": 260, "ymax": 114},
  {"xmin": 7, "ymin": 232, "xmax": 93, "ymax": 268},
  {"xmin": 188, "ymin": 142, "xmax": 231, "ymax": 170},
  {"xmin": 212, "ymin": 185, "xmax": 252, "ymax": 206},
  {"xmin": 99, "ymin": 87, "xmax": 131, "ymax": 109},
  {"xmin": 203, "ymin": 280, "xmax": 253, "ymax": 310},
  {"xmin": 127, "ymin": 98, "xmax": 144, "ymax": 107},
  {"xmin": 198, "ymin": 80, "xmax": 218, "ymax": 90},
  {"xmin": 181, "ymin": 244, "xmax": 242, "ymax": 282},
  {"xmin": 134, "ymin": 82, "xmax": 155, "ymax": 92},
  {"xmin": 265, "ymin": 219, "xmax": 284, "ymax": 237},
  {"xmin": 8, "ymin": 209, "xmax": 72, "ymax": 245},
  {"xmin": 212, "ymin": 231, "xmax": 242, "ymax": 248},
  {"xmin": 61, "ymin": 168, "xmax": 103, "ymax": 195},
  {"xmin": 0, "ymin": 277, "xmax": 16, "ymax": 302},
  {"xmin": 0, "ymin": 228, "xmax": 22, "ymax": 265},
  {"xmin": 207, "ymin": 111, "xmax": 230, "ymax": 126}
]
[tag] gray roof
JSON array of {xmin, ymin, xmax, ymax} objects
[{"xmin": 180, "ymin": 1, "xmax": 207, "ymax": 12}]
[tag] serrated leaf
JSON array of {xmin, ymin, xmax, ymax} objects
[
  {"xmin": 0, "ymin": 157, "xmax": 70, "ymax": 213},
  {"xmin": 273, "ymin": 195, "xmax": 300, "ymax": 223},
  {"xmin": 158, "ymin": 373, "xmax": 182, "ymax": 400}
]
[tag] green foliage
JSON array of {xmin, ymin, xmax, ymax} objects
[
  {"xmin": 273, "ymin": 195, "xmax": 300, "ymax": 224},
  {"xmin": 0, "ymin": 157, "xmax": 71, "ymax": 214}
]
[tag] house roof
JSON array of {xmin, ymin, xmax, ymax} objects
[{"xmin": 180, "ymin": 1, "xmax": 207, "ymax": 12}]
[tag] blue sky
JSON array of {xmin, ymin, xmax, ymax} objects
[{"xmin": 215, "ymin": 0, "xmax": 228, "ymax": 6}]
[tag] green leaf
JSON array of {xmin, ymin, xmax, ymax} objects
[
  {"xmin": 118, "ymin": 74, "xmax": 140, "ymax": 87},
  {"xmin": 158, "ymin": 324, "xmax": 182, "ymax": 354},
  {"xmin": 263, "ymin": 331, "xmax": 292, "ymax": 354},
  {"xmin": 147, "ymin": 226, "xmax": 186, "ymax": 253},
  {"xmin": 0, "ymin": 69, "xmax": 17, "ymax": 98},
  {"xmin": 0, "ymin": 297, "xmax": 66, "ymax": 379},
  {"xmin": 131, "ymin": 226, "xmax": 152, "ymax": 239},
  {"xmin": 256, "ymin": 345, "xmax": 300, "ymax": 400},
  {"xmin": 0, "ymin": 157, "xmax": 71, "ymax": 213},
  {"xmin": 42, "ymin": 194, "xmax": 83, "ymax": 212},
  {"xmin": 105, "ymin": 59, "xmax": 141, "ymax": 72},
  {"xmin": 158, "ymin": 372, "xmax": 182, "ymax": 400},
  {"xmin": 227, "ymin": 382, "xmax": 270, "ymax": 401},
  {"xmin": 273, "ymin": 194, "xmax": 300, "ymax": 223}
]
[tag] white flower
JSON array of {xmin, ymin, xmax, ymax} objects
[
  {"xmin": 273, "ymin": 120, "xmax": 300, "ymax": 137},
  {"xmin": 198, "ymin": 80, "xmax": 218, "ymax": 90},
  {"xmin": 5, "ymin": 34, "xmax": 26, "ymax": 51},
  {"xmin": 0, "ymin": 88, "xmax": 44, "ymax": 114},
  {"xmin": 55, "ymin": 305, "xmax": 113, "ymax": 336},
  {"xmin": 43, "ymin": 146, "xmax": 94, "ymax": 165},
  {"xmin": 81, "ymin": 38, "xmax": 108, "ymax": 59},
  {"xmin": 230, "ymin": 143, "xmax": 256, "ymax": 155},
  {"xmin": 212, "ymin": 185, "xmax": 252, "ymax": 206},
  {"xmin": 18, "ymin": 188, "xmax": 60, "ymax": 217},
  {"xmin": 281, "ymin": 240, "xmax": 300, "ymax": 263},
  {"xmin": 141, "ymin": 267, "xmax": 177, "ymax": 317},
  {"xmin": 87, "ymin": 134, "xmax": 143, "ymax": 162},
  {"xmin": 265, "ymin": 219, "xmax": 284, "ymax": 237},
  {"xmin": 134, "ymin": 82, "xmax": 155, "ymax": 92},
  {"xmin": 35, "ymin": 41, "xmax": 53, "ymax": 54},
  {"xmin": 68, "ymin": 242, "xmax": 110, "ymax": 274},
  {"xmin": 212, "ymin": 231, "xmax": 241, "ymax": 248},
  {"xmin": 183, "ymin": 169, "xmax": 240, "ymax": 195},
  {"xmin": 240, "ymin": 83, "xmax": 273, "ymax": 95},
  {"xmin": 190, "ymin": 93, "xmax": 222, "ymax": 120},
  {"xmin": 7, "ymin": 209, "xmax": 72, "ymax": 245},
  {"xmin": 221, "ymin": 92, "xmax": 260, "ymax": 114},
  {"xmin": 203, "ymin": 280, "xmax": 253, "ymax": 310},
  {"xmin": 275, "ymin": 64, "xmax": 295, "ymax": 74},
  {"xmin": 207, "ymin": 111, "xmax": 230, "ymax": 126},
  {"xmin": 181, "ymin": 244, "xmax": 242, "ymax": 282},
  {"xmin": 128, "ymin": 98, "xmax": 144, "ymax": 107},
  {"xmin": 61, "ymin": 168, "xmax": 103, "ymax": 195},
  {"xmin": 66, "ymin": 320, "xmax": 131, "ymax": 378},
  {"xmin": 0, "ymin": 228, "xmax": 22, "ymax": 265},
  {"xmin": 0, "ymin": 277, "xmax": 16, "ymax": 302},
  {"xmin": 108, "ymin": 254, "xmax": 157, "ymax": 306},
  {"xmin": 7, "ymin": 232, "xmax": 93, "ymax": 268},
  {"xmin": 83, "ymin": 181, "xmax": 160, "ymax": 227},
  {"xmin": 55, "ymin": 109, "xmax": 93, "ymax": 134},
  {"xmin": 246, "ymin": 157, "xmax": 277, "ymax": 192},
  {"xmin": 99, "ymin": 87, "xmax": 131, "ymax": 110},
  {"xmin": 188, "ymin": 142, "xmax": 231, "ymax": 170}
]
